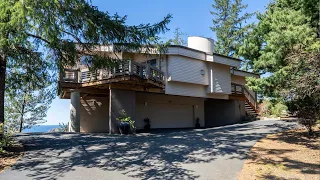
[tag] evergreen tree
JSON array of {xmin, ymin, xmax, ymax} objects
[
  {"xmin": 5, "ymin": 51, "xmax": 54, "ymax": 132},
  {"xmin": 210, "ymin": 0, "xmax": 254, "ymax": 58},
  {"xmin": 239, "ymin": 0, "xmax": 320, "ymax": 133},
  {"xmin": 0, "ymin": 0, "xmax": 172, "ymax": 135},
  {"xmin": 170, "ymin": 28, "xmax": 187, "ymax": 46}
]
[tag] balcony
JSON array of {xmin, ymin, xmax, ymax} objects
[{"xmin": 58, "ymin": 60, "xmax": 165, "ymax": 98}]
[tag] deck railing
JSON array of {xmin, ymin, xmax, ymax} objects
[
  {"xmin": 60, "ymin": 60, "xmax": 165, "ymax": 84},
  {"xmin": 231, "ymin": 83, "xmax": 257, "ymax": 110}
]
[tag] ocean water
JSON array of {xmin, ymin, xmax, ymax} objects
[{"xmin": 22, "ymin": 125, "xmax": 60, "ymax": 133}]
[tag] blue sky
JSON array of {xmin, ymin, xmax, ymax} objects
[{"xmin": 45, "ymin": 0, "xmax": 271, "ymax": 125}]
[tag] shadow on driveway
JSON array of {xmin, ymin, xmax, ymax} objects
[{"xmin": 1, "ymin": 120, "xmax": 296, "ymax": 180}]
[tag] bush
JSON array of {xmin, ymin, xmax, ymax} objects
[
  {"xmin": 298, "ymin": 118, "xmax": 316, "ymax": 135},
  {"xmin": 271, "ymin": 102, "xmax": 288, "ymax": 117},
  {"xmin": 0, "ymin": 132, "xmax": 14, "ymax": 153},
  {"xmin": 259, "ymin": 100, "xmax": 288, "ymax": 118},
  {"xmin": 58, "ymin": 122, "xmax": 69, "ymax": 132},
  {"xmin": 291, "ymin": 96, "xmax": 320, "ymax": 135},
  {"xmin": 259, "ymin": 100, "xmax": 272, "ymax": 117}
]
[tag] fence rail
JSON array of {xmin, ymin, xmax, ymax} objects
[{"xmin": 60, "ymin": 60, "xmax": 165, "ymax": 84}]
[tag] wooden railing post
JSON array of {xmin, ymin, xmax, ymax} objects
[
  {"xmin": 140, "ymin": 64, "xmax": 144, "ymax": 78},
  {"xmin": 59, "ymin": 70, "xmax": 64, "ymax": 82},
  {"xmin": 74, "ymin": 71, "xmax": 78, "ymax": 83},
  {"xmin": 128, "ymin": 60, "xmax": 132, "ymax": 75},
  {"xmin": 78, "ymin": 70, "xmax": 82, "ymax": 83},
  {"xmin": 146, "ymin": 64, "xmax": 150, "ymax": 79},
  {"xmin": 241, "ymin": 85, "xmax": 244, "ymax": 95}
]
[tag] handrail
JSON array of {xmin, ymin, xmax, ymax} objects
[
  {"xmin": 243, "ymin": 85, "xmax": 257, "ymax": 110},
  {"xmin": 60, "ymin": 60, "xmax": 165, "ymax": 85},
  {"xmin": 231, "ymin": 83, "xmax": 257, "ymax": 110}
]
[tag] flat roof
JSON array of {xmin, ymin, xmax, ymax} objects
[{"xmin": 169, "ymin": 45, "xmax": 242, "ymax": 62}]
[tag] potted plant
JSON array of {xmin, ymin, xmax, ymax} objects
[
  {"xmin": 117, "ymin": 110, "xmax": 135, "ymax": 134},
  {"xmin": 144, "ymin": 118, "xmax": 151, "ymax": 131},
  {"xmin": 195, "ymin": 117, "xmax": 200, "ymax": 128}
]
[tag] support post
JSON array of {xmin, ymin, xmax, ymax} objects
[{"xmin": 69, "ymin": 90, "xmax": 80, "ymax": 132}]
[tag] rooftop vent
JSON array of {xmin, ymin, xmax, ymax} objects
[{"xmin": 187, "ymin": 36, "xmax": 214, "ymax": 54}]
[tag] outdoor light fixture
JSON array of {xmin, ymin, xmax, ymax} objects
[{"xmin": 200, "ymin": 69, "xmax": 205, "ymax": 75}]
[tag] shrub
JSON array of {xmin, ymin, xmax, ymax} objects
[
  {"xmin": 259, "ymin": 100, "xmax": 288, "ymax": 118},
  {"xmin": 271, "ymin": 102, "xmax": 288, "ymax": 117},
  {"xmin": 259, "ymin": 100, "xmax": 272, "ymax": 117},
  {"xmin": 58, "ymin": 122, "xmax": 69, "ymax": 132},
  {"xmin": 0, "ymin": 132, "xmax": 14, "ymax": 153},
  {"xmin": 290, "ymin": 96, "xmax": 320, "ymax": 135}
]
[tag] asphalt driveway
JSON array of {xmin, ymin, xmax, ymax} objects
[{"xmin": 1, "ymin": 120, "xmax": 297, "ymax": 180}]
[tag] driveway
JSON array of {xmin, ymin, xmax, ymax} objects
[{"xmin": 1, "ymin": 120, "xmax": 296, "ymax": 180}]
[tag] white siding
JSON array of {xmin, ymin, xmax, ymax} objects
[
  {"xmin": 167, "ymin": 47, "xmax": 206, "ymax": 60},
  {"xmin": 160, "ymin": 55, "xmax": 167, "ymax": 76},
  {"xmin": 165, "ymin": 81, "xmax": 229, "ymax": 99},
  {"xmin": 213, "ymin": 55, "xmax": 241, "ymax": 68},
  {"xmin": 166, "ymin": 81, "xmax": 207, "ymax": 97},
  {"xmin": 168, "ymin": 55, "xmax": 208, "ymax": 85},
  {"xmin": 232, "ymin": 69, "xmax": 260, "ymax": 78},
  {"xmin": 166, "ymin": 47, "xmax": 241, "ymax": 67},
  {"xmin": 207, "ymin": 63, "xmax": 232, "ymax": 94}
]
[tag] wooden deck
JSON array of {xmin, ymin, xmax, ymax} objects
[{"xmin": 58, "ymin": 60, "xmax": 165, "ymax": 99}]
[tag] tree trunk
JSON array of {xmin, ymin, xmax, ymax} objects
[
  {"xmin": 18, "ymin": 93, "xmax": 27, "ymax": 133},
  {"xmin": 0, "ymin": 55, "xmax": 7, "ymax": 137}
]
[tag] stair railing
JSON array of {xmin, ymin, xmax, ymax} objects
[
  {"xmin": 243, "ymin": 86, "xmax": 257, "ymax": 110},
  {"xmin": 231, "ymin": 83, "xmax": 257, "ymax": 110}
]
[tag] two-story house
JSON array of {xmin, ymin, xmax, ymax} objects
[{"xmin": 58, "ymin": 36, "xmax": 259, "ymax": 133}]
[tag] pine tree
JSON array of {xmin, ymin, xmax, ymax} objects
[
  {"xmin": 210, "ymin": 0, "xmax": 254, "ymax": 57},
  {"xmin": 0, "ymin": 0, "xmax": 172, "ymax": 135},
  {"xmin": 239, "ymin": 0, "xmax": 320, "ymax": 133},
  {"xmin": 170, "ymin": 28, "xmax": 187, "ymax": 46},
  {"xmin": 5, "ymin": 51, "xmax": 54, "ymax": 132}
]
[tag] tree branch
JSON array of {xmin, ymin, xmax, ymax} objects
[{"xmin": 26, "ymin": 33, "xmax": 51, "ymax": 45}]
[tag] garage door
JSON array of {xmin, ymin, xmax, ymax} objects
[{"xmin": 137, "ymin": 102, "xmax": 194, "ymax": 129}]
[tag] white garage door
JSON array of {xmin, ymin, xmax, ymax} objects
[{"xmin": 136, "ymin": 102, "xmax": 194, "ymax": 129}]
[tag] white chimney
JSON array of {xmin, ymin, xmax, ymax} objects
[{"xmin": 187, "ymin": 36, "xmax": 214, "ymax": 54}]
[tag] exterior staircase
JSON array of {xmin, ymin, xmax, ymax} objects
[
  {"xmin": 245, "ymin": 101, "xmax": 258, "ymax": 117},
  {"xmin": 230, "ymin": 83, "xmax": 258, "ymax": 117}
]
